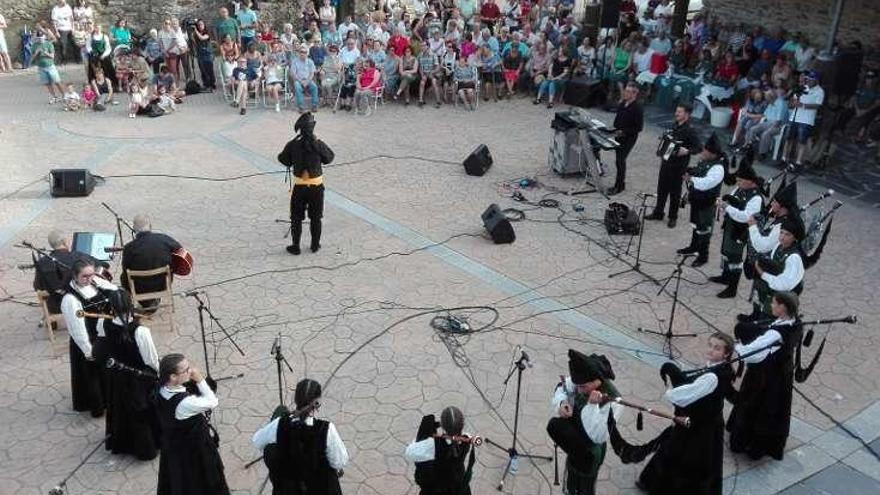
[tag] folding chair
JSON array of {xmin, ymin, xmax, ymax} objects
[
  {"xmin": 262, "ymin": 67, "xmax": 289, "ymax": 108},
  {"xmin": 454, "ymin": 66, "xmax": 481, "ymax": 109},
  {"xmin": 126, "ymin": 266, "xmax": 176, "ymax": 332},
  {"xmin": 36, "ymin": 290, "xmax": 66, "ymax": 342},
  {"xmin": 219, "ymin": 62, "xmax": 236, "ymax": 102}
]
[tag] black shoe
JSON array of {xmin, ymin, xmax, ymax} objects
[
  {"xmin": 677, "ymin": 245, "xmax": 698, "ymax": 255},
  {"xmin": 645, "ymin": 211, "xmax": 664, "ymax": 221},
  {"xmin": 90, "ymin": 408, "xmax": 105, "ymax": 418},
  {"xmin": 708, "ymin": 274, "xmax": 728, "ymax": 284},
  {"xmin": 286, "ymin": 245, "xmax": 301, "ymax": 255},
  {"xmin": 310, "ymin": 243, "xmax": 321, "ymax": 253},
  {"xmin": 607, "ymin": 186, "xmax": 621, "ymax": 196},
  {"xmin": 717, "ymin": 285, "xmax": 737, "ymax": 298},
  {"xmin": 667, "ymin": 218, "xmax": 677, "ymax": 228},
  {"xmin": 692, "ymin": 255, "xmax": 708, "ymax": 267}
]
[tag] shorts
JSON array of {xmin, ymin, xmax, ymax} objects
[
  {"xmin": 266, "ymin": 81, "xmax": 283, "ymax": 87},
  {"xmin": 503, "ymin": 69, "xmax": 519, "ymax": 83},
  {"xmin": 38, "ymin": 66, "xmax": 61, "ymax": 85},
  {"xmin": 457, "ymin": 81, "xmax": 476, "ymax": 90},
  {"xmin": 481, "ymin": 71, "xmax": 499, "ymax": 83},
  {"xmin": 0, "ymin": 33, "xmax": 7, "ymax": 54},
  {"xmin": 790, "ymin": 122, "xmax": 813, "ymax": 144}
]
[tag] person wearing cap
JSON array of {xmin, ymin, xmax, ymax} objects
[
  {"xmin": 548, "ymin": 350, "xmax": 622, "ymax": 495},
  {"xmin": 728, "ymin": 291, "xmax": 802, "ymax": 461},
  {"xmin": 405, "ymin": 406, "xmax": 476, "ymax": 494},
  {"xmin": 710, "ymin": 163, "xmax": 763, "ymax": 298},
  {"xmin": 679, "ymin": 133, "xmax": 726, "ymax": 267},
  {"xmin": 277, "ymin": 112, "xmax": 335, "ymax": 254},
  {"xmin": 784, "ymin": 70, "xmax": 824, "ymax": 165},
  {"xmin": 741, "ymin": 216, "xmax": 805, "ymax": 322},
  {"xmin": 745, "ymin": 180, "xmax": 799, "ymax": 279},
  {"xmin": 646, "ymin": 102, "xmax": 702, "ymax": 228}
]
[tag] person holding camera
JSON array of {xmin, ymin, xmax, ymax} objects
[{"xmin": 784, "ymin": 70, "xmax": 825, "ymax": 165}]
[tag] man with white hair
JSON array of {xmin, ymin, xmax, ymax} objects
[
  {"xmin": 121, "ymin": 214, "xmax": 182, "ymax": 310},
  {"xmin": 33, "ymin": 230, "xmax": 108, "ymax": 313}
]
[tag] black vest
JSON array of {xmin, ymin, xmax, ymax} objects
[
  {"xmin": 687, "ymin": 159, "xmax": 724, "ymax": 208},
  {"xmin": 64, "ymin": 284, "xmax": 112, "ymax": 357},
  {"xmin": 724, "ymin": 186, "xmax": 762, "ymax": 239},
  {"xmin": 415, "ymin": 438, "xmax": 472, "ymax": 495},
  {"xmin": 759, "ymin": 244, "xmax": 805, "ymax": 294},
  {"xmin": 673, "ymin": 364, "xmax": 733, "ymax": 427},
  {"xmin": 272, "ymin": 415, "xmax": 341, "ymax": 495}
]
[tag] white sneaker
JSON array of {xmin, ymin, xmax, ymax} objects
[{"xmin": 275, "ymin": 102, "xmax": 280, "ymax": 112}]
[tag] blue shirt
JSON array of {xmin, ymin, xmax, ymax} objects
[
  {"xmin": 232, "ymin": 66, "xmax": 258, "ymax": 81},
  {"xmin": 310, "ymin": 45, "xmax": 326, "ymax": 67},
  {"xmin": 237, "ymin": 8, "xmax": 258, "ymax": 38},
  {"xmin": 290, "ymin": 56, "xmax": 316, "ymax": 81},
  {"xmin": 764, "ymin": 97, "xmax": 789, "ymax": 122}
]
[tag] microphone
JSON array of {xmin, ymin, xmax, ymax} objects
[
  {"xmin": 844, "ymin": 315, "xmax": 857, "ymax": 324},
  {"xmin": 679, "ymin": 252, "xmax": 697, "ymax": 258},
  {"xmin": 106, "ymin": 358, "xmax": 157, "ymax": 379},
  {"xmin": 638, "ymin": 193, "xmax": 656, "ymax": 197},
  {"xmin": 49, "ymin": 486, "xmax": 65, "ymax": 495},
  {"xmin": 18, "ymin": 263, "xmax": 35, "ymax": 270},
  {"xmin": 521, "ymin": 350, "xmax": 533, "ymax": 368},
  {"xmin": 103, "ymin": 246, "xmax": 124, "ymax": 253},
  {"xmin": 175, "ymin": 289, "xmax": 204, "ymax": 297}
]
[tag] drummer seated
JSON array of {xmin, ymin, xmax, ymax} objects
[
  {"xmin": 34, "ymin": 230, "xmax": 109, "ymax": 313},
  {"xmin": 121, "ymin": 214, "xmax": 182, "ymax": 312}
]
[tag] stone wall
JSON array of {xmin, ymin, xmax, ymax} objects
[{"xmin": 703, "ymin": 0, "xmax": 879, "ymax": 49}]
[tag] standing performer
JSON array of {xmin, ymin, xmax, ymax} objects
[
  {"xmin": 34, "ymin": 230, "xmax": 110, "ymax": 313},
  {"xmin": 405, "ymin": 406, "xmax": 476, "ymax": 495},
  {"xmin": 609, "ymin": 82, "xmax": 644, "ymax": 195},
  {"xmin": 744, "ymin": 181, "xmax": 799, "ymax": 280},
  {"xmin": 157, "ymin": 353, "xmax": 230, "ymax": 495},
  {"xmin": 60, "ymin": 259, "xmax": 118, "ymax": 417},
  {"xmin": 728, "ymin": 292, "xmax": 802, "ymax": 461},
  {"xmin": 252, "ymin": 378, "xmax": 348, "ymax": 495},
  {"xmin": 278, "ymin": 112, "xmax": 335, "ymax": 255},
  {"xmin": 102, "ymin": 289, "xmax": 160, "ymax": 460},
  {"xmin": 121, "ymin": 214, "xmax": 182, "ymax": 311},
  {"xmin": 547, "ymin": 350, "xmax": 622, "ymax": 495},
  {"xmin": 677, "ymin": 133, "xmax": 726, "ymax": 267},
  {"xmin": 646, "ymin": 103, "xmax": 701, "ymax": 228},
  {"xmin": 607, "ymin": 332, "xmax": 736, "ymax": 495},
  {"xmin": 709, "ymin": 163, "xmax": 763, "ymax": 299},
  {"xmin": 740, "ymin": 217, "xmax": 805, "ymax": 322}
]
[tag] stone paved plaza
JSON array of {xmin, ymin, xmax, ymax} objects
[{"xmin": 1, "ymin": 65, "xmax": 879, "ymax": 495}]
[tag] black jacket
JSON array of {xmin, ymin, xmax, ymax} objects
[
  {"xmin": 277, "ymin": 136, "xmax": 335, "ymax": 179},
  {"xmin": 121, "ymin": 232, "xmax": 181, "ymax": 293},
  {"xmin": 613, "ymin": 100, "xmax": 644, "ymax": 137}
]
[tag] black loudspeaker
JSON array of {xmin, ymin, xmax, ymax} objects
[
  {"xmin": 482, "ymin": 204, "xmax": 516, "ymax": 244},
  {"xmin": 604, "ymin": 202, "xmax": 640, "ymax": 235},
  {"xmin": 601, "ymin": 0, "xmax": 622, "ymax": 29},
  {"xmin": 50, "ymin": 169, "xmax": 96, "ymax": 197},
  {"xmin": 463, "ymin": 144, "xmax": 493, "ymax": 176},
  {"xmin": 562, "ymin": 78, "xmax": 607, "ymax": 108}
]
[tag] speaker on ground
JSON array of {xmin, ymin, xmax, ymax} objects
[
  {"xmin": 50, "ymin": 169, "xmax": 96, "ymax": 197},
  {"xmin": 464, "ymin": 144, "xmax": 493, "ymax": 176},
  {"xmin": 482, "ymin": 204, "xmax": 515, "ymax": 244}
]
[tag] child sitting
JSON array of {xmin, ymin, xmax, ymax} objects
[
  {"xmin": 128, "ymin": 79, "xmax": 149, "ymax": 118},
  {"xmin": 62, "ymin": 83, "xmax": 83, "ymax": 111},
  {"xmin": 156, "ymin": 85, "xmax": 177, "ymax": 114},
  {"xmin": 81, "ymin": 83, "xmax": 97, "ymax": 110}
]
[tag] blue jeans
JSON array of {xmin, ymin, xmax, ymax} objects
[
  {"xmin": 537, "ymin": 79, "xmax": 562, "ymax": 101},
  {"xmin": 294, "ymin": 80, "xmax": 319, "ymax": 109}
]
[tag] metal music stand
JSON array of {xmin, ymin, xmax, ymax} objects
[{"xmin": 638, "ymin": 254, "xmax": 698, "ymax": 358}]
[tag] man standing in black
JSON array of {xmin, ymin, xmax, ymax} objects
[
  {"xmin": 610, "ymin": 82, "xmax": 644, "ymax": 195},
  {"xmin": 646, "ymin": 103, "xmax": 701, "ymax": 228},
  {"xmin": 278, "ymin": 112, "xmax": 335, "ymax": 255}
]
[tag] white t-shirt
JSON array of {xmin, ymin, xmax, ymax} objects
[
  {"xmin": 52, "ymin": 4, "xmax": 74, "ymax": 32},
  {"xmin": 791, "ymin": 84, "xmax": 824, "ymax": 126}
]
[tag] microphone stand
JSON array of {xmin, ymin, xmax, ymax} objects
[
  {"xmin": 187, "ymin": 291, "xmax": 246, "ymax": 385},
  {"xmin": 48, "ymin": 435, "xmax": 110, "ymax": 495},
  {"xmin": 100, "ymin": 202, "xmax": 136, "ymax": 249},
  {"xmin": 272, "ymin": 332, "xmax": 293, "ymax": 406},
  {"xmin": 638, "ymin": 254, "xmax": 697, "ymax": 358},
  {"xmin": 484, "ymin": 351, "xmax": 552, "ymax": 491},
  {"xmin": 608, "ymin": 194, "xmax": 652, "ymax": 278}
]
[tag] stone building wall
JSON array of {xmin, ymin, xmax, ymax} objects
[{"xmin": 703, "ymin": 0, "xmax": 879, "ymax": 48}]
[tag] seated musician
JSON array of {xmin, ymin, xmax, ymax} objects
[
  {"xmin": 252, "ymin": 378, "xmax": 349, "ymax": 494},
  {"xmin": 33, "ymin": 230, "xmax": 110, "ymax": 314},
  {"xmin": 405, "ymin": 406, "xmax": 476, "ymax": 495},
  {"xmin": 121, "ymin": 214, "xmax": 182, "ymax": 311}
]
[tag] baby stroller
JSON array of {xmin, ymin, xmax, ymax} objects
[
  {"xmin": 333, "ymin": 63, "xmax": 357, "ymax": 113},
  {"xmin": 19, "ymin": 27, "xmax": 33, "ymax": 69}
]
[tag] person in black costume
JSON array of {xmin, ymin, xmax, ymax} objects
[
  {"xmin": 252, "ymin": 378, "xmax": 349, "ymax": 495},
  {"xmin": 60, "ymin": 259, "xmax": 118, "ymax": 417},
  {"xmin": 607, "ymin": 332, "xmax": 737, "ymax": 495},
  {"xmin": 547, "ymin": 351, "xmax": 622, "ymax": 495},
  {"xmin": 609, "ymin": 82, "xmax": 644, "ymax": 195},
  {"xmin": 34, "ymin": 230, "xmax": 109, "ymax": 313},
  {"xmin": 278, "ymin": 112, "xmax": 335, "ymax": 255},
  {"xmin": 121, "ymin": 214, "xmax": 182, "ymax": 310},
  {"xmin": 405, "ymin": 406, "xmax": 476, "ymax": 495},
  {"xmin": 646, "ymin": 103, "xmax": 701, "ymax": 228},
  {"xmin": 157, "ymin": 353, "xmax": 230, "ymax": 495},
  {"xmin": 728, "ymin": 291, "xmax": 802, "ymax": 461},
  {"xmin": 102, "ymin": 290, "xmax": 160, "ymax": 460},
  {"xmin": 677, "ymin": 133, "xmax": 727, "ymax": 267}
]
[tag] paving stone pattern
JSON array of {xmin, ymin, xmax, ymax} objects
[{"xmin": 1, "ymin": 65, "xmax": 879, "ymax": 494}]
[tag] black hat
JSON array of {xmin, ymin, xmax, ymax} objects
[
  {"xmin": 294, "ymin": 112, "xmax": 316, "ymax": 133},
  {"xmin": 736, "ymin": 162, "xmax": 760, "ymax": 182},
  {"xmin": 703, "ymin": 132, "xmax": 723, "ymax": 155},
  {"xmin": 772, "ymin": 181, "xmax": 798, "ymax": 210},
  {"xmin": 780, "ymin": 215, "xmax": 805, "ymax": 240},
  {"xmin": 568, "ymin": 349, "xmax": 615, "ymax": 385}
]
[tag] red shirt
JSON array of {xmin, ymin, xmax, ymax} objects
[
  {"xmin": 480, "ymin": 3, "xmax": 501, "ymax": 22},
  {"xmin": 715, "ymin": 62, "xmax": 739, "ymax": 81},
  {"xmin": 259, "ymin": 31, "xmax": 276, "ymax": 43},
  {"xmin": 620, "ymin": 0, "xmax": 637, "ymax": 15},
  {"xmin": 390, "ymin": 35, "xmax": 410, "ymax": 57}
]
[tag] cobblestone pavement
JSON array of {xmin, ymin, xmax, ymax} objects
[{"xmin": 1, "ymin": 65, "xmax": 879, "ymax": 495}]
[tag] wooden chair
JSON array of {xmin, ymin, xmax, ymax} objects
[
  {"xmin": 125, "ymin": 266, "xmax": 175, "ymax": 332},
  {"xmin": 36, "ymin": 290, "xmax": 66, "ymax": 342}
]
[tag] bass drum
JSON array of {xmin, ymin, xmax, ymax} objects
[{"xmin": 171, "ymin": 247, "xmax": 194, "ymax": 277}]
